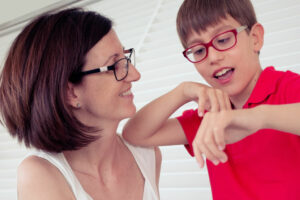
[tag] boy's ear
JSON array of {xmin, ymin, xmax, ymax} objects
[
  {"xmin": 250, "ymin": 23, "xmax": 264, "ymax": 53},
  {"xmin": 67, "ymin": 82, "xmax": 80, "ymax": 108}
]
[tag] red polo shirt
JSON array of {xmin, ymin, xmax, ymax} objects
[{"xmin": 177, "ymin": 67, "xmax": 300, "ymax": 200}]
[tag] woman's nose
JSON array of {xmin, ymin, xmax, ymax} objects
[{"xmin": 126, "ymin": 62, "xmax": 141, "ymax": 82}]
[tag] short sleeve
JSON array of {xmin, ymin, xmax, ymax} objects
[
  {"xmin": 282, "ymin": 70, "xmax": 300, "ymax": 103},
  {"xmin": 176, "ymin": 109, "xmax": 203, "ymax": 156}
]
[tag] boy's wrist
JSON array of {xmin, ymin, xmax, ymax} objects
[
  {"xmin": 177, "ymin": 82, "xmax": 193, "ymax": 104},
  {"xmin": 178, "ymin": 81, "xmax": 208, "ymax": 104},
  {"xmin": 251, "ymin": 105, "xmax": 268, "ymax": 130}
]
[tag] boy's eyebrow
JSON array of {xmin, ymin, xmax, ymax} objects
[
  {"xmin": 187, "ymin": 38, "xmax": 204, "ymax": 47},
  {"xmin": 212, "ymin": 25, "xmax": 233, "ymax": 36},
  {"xmin": 186, "ymin": 25, "xmax": 235, "ymax": 47}
]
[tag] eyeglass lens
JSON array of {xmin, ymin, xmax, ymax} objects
[
  {"xmin": 114, "ymin": 49, "xmax": 135, "ymax": 81},
  {"xmin": 114, "ymin": 59, "xmax": 129, "ymax": 81}
]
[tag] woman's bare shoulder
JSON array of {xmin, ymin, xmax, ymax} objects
[{"xmin": 17, "ymin": 155, "xmax": 75, "ymax": 200}]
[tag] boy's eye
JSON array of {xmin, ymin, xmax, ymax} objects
[
  {"xmin": 214, "ymin": 32, "xmax": 235, "ymax": 48},
  {"xmin": 216, "ymin": 36, "xmax": 231, "ymax": 45},
  {"xmin": 192, "ymin": 46, "xmax": 206, "ymax": 55},
  {"xmin": 218, "ymin": 37, "xmax": 230, "ymax": 43}
]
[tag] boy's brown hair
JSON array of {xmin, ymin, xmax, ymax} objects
[{"xmin": 176, "ymin": 0, "xmax": 257, "ymax": 48}]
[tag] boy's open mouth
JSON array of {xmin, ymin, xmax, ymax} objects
[{"xmin": 213, "ymin": 68, "xmax": 235, "ymax": 79}]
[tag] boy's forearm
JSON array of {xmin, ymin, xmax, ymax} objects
[
  {"xmin": 123, "ymin": 83, "xmax": 189, "ymax": 145},
  {"xmin": 257, "ymin": 103, "xmax": 300, "ymax": 135}
]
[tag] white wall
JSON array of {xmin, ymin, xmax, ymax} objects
[
  {"xmin": 1, "ymin": 0, "xmax": 300, "ymax": 199},
  {"xmin": 0, "ymin": 0, "xmax": 63, "ymax": 25}
]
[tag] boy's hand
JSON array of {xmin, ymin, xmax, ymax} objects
[
  {"xmin": 181, "ymin": 82, "xmax": 232, "ymax": 167},
  {"xmin": 181, "ymin": 82, "xmax": 231, "ymax": 116},
  {"xmin": 193, "ymin": 108, "xmax": 262, "ymax": 168}
]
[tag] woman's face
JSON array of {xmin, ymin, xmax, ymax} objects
[{"xmin": 72, "ymin": 29, "xmax": 140, "ymax": 126}]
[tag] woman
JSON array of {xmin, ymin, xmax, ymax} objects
[{"xmin": 0, "ymin": 8, "xmax": 161, "ymax": 200}]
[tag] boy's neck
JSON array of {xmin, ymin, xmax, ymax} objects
[{"xmin": 230, "ymin": 67, "xmax": 262, "ymax": 109}]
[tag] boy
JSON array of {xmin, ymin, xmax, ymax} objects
[{"xmin": 123, "ymin": 0, "xmax": 300, "ymax": 199}]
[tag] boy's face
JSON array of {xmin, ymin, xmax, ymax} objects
[{"xmin": 185, "ymin": 15, "xmax": 263, "ymax": 99}]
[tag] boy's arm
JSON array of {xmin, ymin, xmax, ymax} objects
[
  {"xmin": 123, "ymin": 81, "xmax": 231, "ymax": 166},
  {"xmin": 123, "ymin": 82, "xmax": 188, "ymax": 147},
  {"xmin": 193, "ymin": 103, "xmax": 300, "ymax": 166},
  {"xmin": 123, "ymin": 81, "xmax": 230, "ymax": 146},
  {"xmin": 259, "ymin": 103, "xmax": 300, "ymax": 134},
  {"xmin": 213, "ymin": 103, "xmax": 300, "ymax": 144}
]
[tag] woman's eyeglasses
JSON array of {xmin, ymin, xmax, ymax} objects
[{"xmin": 78, "ymin": 48, "xmax": 135, "ymax": 81}]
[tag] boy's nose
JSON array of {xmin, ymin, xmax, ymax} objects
[
  {"xmin": 126, "ymin": 63, "xmax": 141, "ymax": 82},
  {"xmin": 207, "ymin": 46, "xmax": 224, "ymax": 64}
]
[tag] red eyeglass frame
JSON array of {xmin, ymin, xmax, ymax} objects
[{"xmin": 183, "ymin": 25, "xmax": 248, "ymax": 63}]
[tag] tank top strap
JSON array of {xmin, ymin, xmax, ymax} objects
[{"xmin": 26, "ymin": 150, "xmax": 93, "ymax": 200}]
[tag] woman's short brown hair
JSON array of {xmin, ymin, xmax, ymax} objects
[
  {"xmin": 0, "ymin": 8, "xmax": 112, "ymax": 152},
  {"xmin": 176, "ymin": 0, "xmax": 257, "ymax": 48}
]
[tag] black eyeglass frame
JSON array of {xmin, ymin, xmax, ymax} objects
[{"xmin": 78, "ymin": 48, "xmax": 135, "ymax": 81}]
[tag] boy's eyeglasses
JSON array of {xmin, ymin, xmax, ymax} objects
[
  {"xmin": 78, "ymin": 48, "xmax": 135, "ymax": 81},
  {"xmin": 183, "ymin": 25, "xmax": 248, "ymax": 63}
]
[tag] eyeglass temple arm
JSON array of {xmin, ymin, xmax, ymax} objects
[
  {"xmin": 80, "ymin": 66, "xmax": 114, "ymax": 75},
  {"xmin": 237, "ymin": 25, "xmax": 248, "ymax": 33},
  {"xmin": 124, "ymin": 48, "xmax": 134, "ymax": 57}
]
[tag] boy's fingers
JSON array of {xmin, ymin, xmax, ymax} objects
[
  {"xmin": 197, "ymin": 98, "xmax": 205, "ymax": 117},
  {"xmin": 198, "ymin": 124, "xmax": 220, "ymax": 165},
  {"xmin": 197, "ymin": 88, "xmax": 208, "ymax": 116},
  {"xmin": 197, "ymin": 88, "xmax": 229, "ymax": 116},
  {"xmin": 216, "ymin": 89, "xmax": 227, "ymax": 111},
  {"xmin": 209, "ymin": 115, "xmax": 228, "ymax": 162},
  {"xmin": 193, "ymin": 143, "xmax": 205, "ymax": 168},
  {"xmin": 200, "ymin": 143, "xmax": 220, "ymax": 166},
  {"xmin": 201, "ymin": 112, "xmax": 227, "ymax": 163},
  {"xmin": 208, "ymin": 89, "xmax": 219, "ymax": 112},
  {"xmin": 224, "ymin": 93, "xmax": 232, "ymax": 110},
  {"xmin": 193, "ymin": 120, "xmax": 208, "ymax": 168},
  {"xmin": 203, "ymin": 126, "xmax": 227, "ymax": 164},
  {"xmin": 214, "ymin": 126, "xmax": 226, "ymax": 151}
]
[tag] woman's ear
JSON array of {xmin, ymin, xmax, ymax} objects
[
  {"xmin": 67, "ymin": 82, "xmax": 81, "ymax": 109},
  {"xmin": 250, "ymin": 23, "xmax": 264, "ymax": 53}
]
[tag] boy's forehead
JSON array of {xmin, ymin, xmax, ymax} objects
[{"xmin": 185, "ymin": 15, "xmax": 241, "ymax": 47}]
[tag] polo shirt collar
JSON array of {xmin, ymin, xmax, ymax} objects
[{"xmin": 245, "ymin": 66, "xmax": 279, "ymax": 106}]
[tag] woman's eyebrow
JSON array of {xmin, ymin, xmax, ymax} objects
[{"xmin": 103, "ymin": 53, "xmax": 119, "ymax": 66}]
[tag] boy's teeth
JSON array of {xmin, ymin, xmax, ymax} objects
[{"xmin": 215, "ymin": 68, "xmax": 231, "ymax": 77}]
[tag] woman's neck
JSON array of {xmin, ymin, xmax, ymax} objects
[{"xmin": 63, "ymin": 129, "xmax": 125, "ymax": 179}]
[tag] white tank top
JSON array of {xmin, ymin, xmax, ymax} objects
[{"xmin": 26, "ymin": 139, "xmax": 160, "ymax": 200}]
